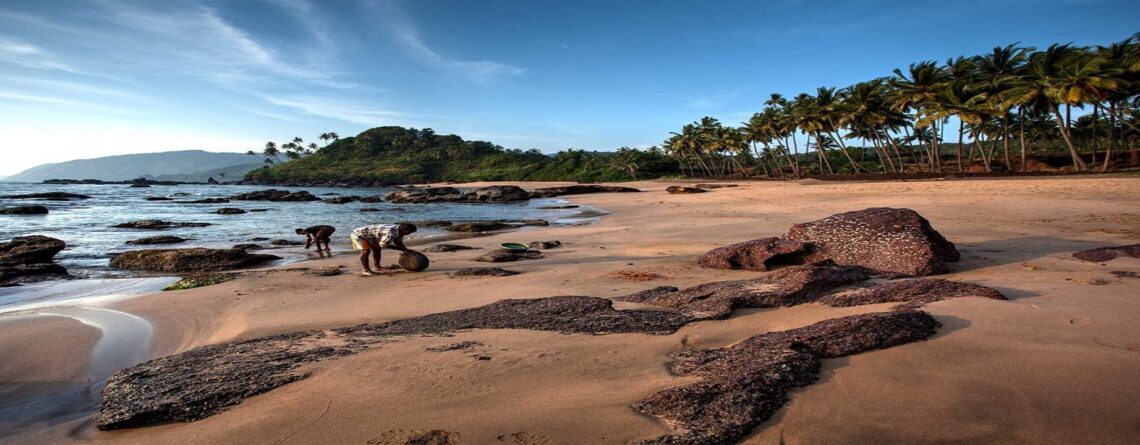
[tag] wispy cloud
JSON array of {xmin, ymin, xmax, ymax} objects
[
  {"xmin": 685, "ymin": 88, "xmax": 747, "ymax": 111},
  {"xmin": 0, "ymin": 35, "xmax": 77, "ymax": 72},
  {"xmin": 261, "ymin": 94, "xmax": 411, "ymax": 126},
  {"xmin": 0, "ymin": 75, "xmax": 147, "ymax": 101},
  {"xmin": 372, "ymin": 1, "xmax": 525, "ymax": 86},
  {"xmin": 0, "ymin": 90, "xmax": 124, "ymax": 112}
]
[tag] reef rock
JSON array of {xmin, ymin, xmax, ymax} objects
[
  {"xmin": 109, "ymin": 248, "xmax": 279, "ymax": 272},
  {"xmin": 698, "ymin": 237, "xmax": 810, "ymax": 271}
]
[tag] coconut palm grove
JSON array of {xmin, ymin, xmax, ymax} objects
[{"xmin": 247, "ymin": 35, "xmax": 1140, "ymax": 185}]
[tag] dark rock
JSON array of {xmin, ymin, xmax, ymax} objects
[
  {"xmin": 162, "ymin": 273, "xmax": 237, "ymax": 291},
  {"xmin": 820, "ymin": 278, "xmax": 1006, "ymax": 309},
  {"xmin": 1, "ymin": 192, "xmax": 91, "ymax": 201},
  {"xmin": 529, "ymin": 185, "xmax": 641, "ymax": 197},
  {"xmin": 633, "ymin": 311, "xmax": 940, "ymax": 445},
  {"xmin": 539, "ymin": 205, "xmax": 579, "ymax": 209},
  {"xmin": 785, "ymin": 207, "xmax": 960, "ymax": 276},
  {"xmin": 445, "ymin": 221, "xmax": 512, "ymax": 232},
  {"xmin": 182, "ymin": 198, "xmax": 229, "ymax": 204},
  {"xmin": 359, "ymin": 207, "xmax": 382, "ymax": 212},
  {"xmin": 0, "ymin": 205, "xmax": 49, "ymax": 215},
  {"xmin": 129, "ymin": 183, "xmax": 150, "ymax": 188},
  {"xmin": 1111, "ymin": 271, "xmax": 1139, "ymax": 279},
  {"xmin": 109, "ymin": 248, "xmax": 280, "ymax": 272},
  {"xmin": 248, "ymin": 209, "xmax": 270, "ymax": 212},
  {"xmin": 231, "ymin": 243, "xmax": 262, "ymax": 251},
  {"xmin": 97, "ymin": 296, "xmax": 686, "ymax": 429},
  {"xmin": 518, "ymin": 219, "xmax": 549, "ymax": 226},
  {"xmin": 528, "ymin": 240, "xmax": 562, "ymax": 250},
  {"xmin": 616, "ymin": 260, "xmax": 871, "ymax": 320},
  {"xmin": 306, "ymin": 267, "xmax": 343, "ymax": 276},
  {"xmin": 0, "ymin": 235, "xmax": 66, "ymax": 264},
  {"xmin": 462, "ymin": 185, "xmax": 531, "ymax": 202},
  {"xmin": 384, "ymin": 187, "xmax": 462, "ymax": 204},
  {"xmin": 269, "ymin": 239, "xmax": 303, "ymax": 246},
  {"xmin": 694, "ymin": 183, "xmax": 739, "ymax": 189},
  {"xmin": 126, "ymin": 236, "xmax": 188, "ymax": 245},
  {"xmin": 144, "ymin": 196, "xmax": 172, "ymax": 201},
  {"xmin": 426, "ymin": 341, "xmax": 484, "ymax": 352},
  {"xmin": 206, "ymin": 177, "xmax": 219, "ymax": 185},
  {"xmin": 214, "ymin": 208, "xmax": 246, "ymax": 215},
  {"xmin": 665, "ymin": 185, "xmax": 707, "ymax": 194},
  {"xmin": 475, "ymin": 249, "xmax": 544, "ymax": 263},
  {"xmin": 698, "ymin": 237, "xmax": 810, "ymax": 271},
  {"xmin": 250, "ymin": 237, "xmax": 270, "ymax": 241},
  {"xmin": 228, "ymin": 189, "xmax": 320, "ymax": 202},
  {"xmin": 452, "ymin": 267, "xmax": 520, "ymax": 277},
  {"xmin": 0, "ymin": 262, "xmax": 69, "ymax": 284},
  {"xmin": 422, "ymin": 244, "xmax": 479, "ymax": 253},
  {"xmin": 1072, "ymin": 244, "xmax": 1140, "ymax": 262},
  {"xmin": 410, "ymin": 220, "xmax": 452, "ymax": 227},
  {"xmin": 358, "ymin": 196, "xmax": 384, "ymax": 203},
  {"xmin": 323, "ymin": 196, "xmax": 361, "ymax": 204},
  {"xmin": 112, "ymin": 220, "xmax": 212, "ymax": 230}
]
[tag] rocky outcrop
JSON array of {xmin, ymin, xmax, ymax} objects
[
  {"xmin": 698, "ymin": 237, "xmax": 810, "ymax": 271},
  {"xmin": 633, "ymin": 311, "xmax": 941, "ymax": 445},
  {"xmin": 126, "ymin": 236, "xmax": 188, "ymax": 245},
  {"xmin": 474, "ymin": 249, "xmax": 544, "ymax": 262},
  {"xmin": 444, "ymin": 221, "xmax": 512, "ymax": 232},
  {"xmin": 144, "ymin": 196, "xmax": 172, "ymax": 201},
  {"xmin": 109, "ymin": 248, "xmax": 280, "ymax": 272},
  {"xmin": 665, "ymin": 186, "xmax": 707, "ymax": 194},
  {"xmin": 0, "ymin": 235, "xmax": 68, "ymax": 284},
  {"xmin": 452, "ymin": 267, "xmax": 520, "ymax": 277},
  {"xmin": 228, "ymin": 189, "xmax": 320, "ymax": 202},
  {"xmin": 616, "ymin": 261, "xmax": 871, "ymax": 320},
  {"xmin": 97, "ymin": 296, "xmax": 686, "ymax": 430},
  {"xmin": 529, "ymin": 184, "xmax": 641, "ymax": 197},
  {"xmin": 528, "ymin": 240, "xmax": 562, "ymax": 250},
  {"xmin": 1072, "ymin": 243, "xmax": 1140, "ymax": 262},
  {"xmin": 384, "ymin": 185, "xmax": 530, "ymax": 204},
  {"xmin": 820, "ymin": 278, "xmax": 1006, "ymax": 309},
  {"xmin": 1, "ymin": 192, "xmax": 90, "ymax": 200},
  {"xmin": 422, "ymin": 244, "xmax": 479, "ymax": 253},
  {"xmin": 214, "ymin": 208, "xmax": 246, "ymax": 215},
  {"xmin": 785, "ymin": 207, "xmax": 959, "ymax": 276},
  {"xmin": 0, "ymin": 205, "xmax": 49, "ymax": 215},
  {"xmin": 323, "ymin": 196, "xmax": 360, "ymax": 204},
  {"xmin": 539, "ymin": 204, "xmax": 579, "ymax": 209},
  {"xmin": 269, "ymin": 239, "xmax": 303, "ymax": 246},
  {"xmin": 182, "ymin": 198, "xmax": 229, "ymax": 204},
  {"xmin": 112, "ymin": 220, "xmax": 212, "ymax": 230}
]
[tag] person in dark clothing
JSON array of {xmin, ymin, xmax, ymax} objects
[{"xmin": 296, "ymin": 225, "xmax": 335, "ymax": 256}]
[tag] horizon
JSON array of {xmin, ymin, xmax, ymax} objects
[{"xmin": 2, "ymin": 0, "xmax": 1138, "ymax": 176}]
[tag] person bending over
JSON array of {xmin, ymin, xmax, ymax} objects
[
  {"xmin": 351, "ymin": 222, "xmax": 417, "ymax": 275},
  {"xmin": 296, "ymin": 225, "xmax": 335, "ymax": 256}
]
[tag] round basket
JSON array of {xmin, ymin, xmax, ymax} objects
[{"xmin": 398, "ymin": 251, "xmax": 430, "ymax": 272}]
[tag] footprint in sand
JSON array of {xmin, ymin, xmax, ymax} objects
[
  {"xmin": 367, "ymin": 429, "xmax": 460, "ymax": 445},
  {"xmin": 496, "ymin": 431, "xmax": 552, "ymax": 445}
]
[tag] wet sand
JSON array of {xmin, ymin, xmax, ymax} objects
[{"xmin": 3, "ymin": 176, "xmax": 1139, "ymax": 444}]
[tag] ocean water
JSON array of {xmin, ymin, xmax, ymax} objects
[{"xmin": 0, "ymin": 182, "xmax": 598, "ymax": 280}]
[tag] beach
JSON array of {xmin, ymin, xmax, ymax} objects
[{"xmin": 2, "ymin": 176, "xmax": 1139, "ymax": 444}]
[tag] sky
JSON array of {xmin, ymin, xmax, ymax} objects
[{"xmin": 1, "ymin": 0, "xmax": 1137, "ymax": 176}]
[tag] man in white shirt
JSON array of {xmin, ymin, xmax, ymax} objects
[{"xmin": 350, "ymin": 222, "xmax": 416, "ymax": 275}]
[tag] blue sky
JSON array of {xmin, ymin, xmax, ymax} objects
[{"xmin": 1, "ymin": 0, "xmax": 1137, "ymax": 175}]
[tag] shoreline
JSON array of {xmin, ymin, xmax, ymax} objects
[{"xmin": 2, "ymin": 177, "xmax": 1139, "ymax": 444}]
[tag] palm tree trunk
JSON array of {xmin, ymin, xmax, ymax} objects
[
  {"xmin": 1104, "ymin": 101, "xmax": 1116, "ymax": 171},
  {"xmin": 884, "ymin": 133, "xmax": 906, "ymax": 172},
  {"xmin": 1052, "ymin": 106, "xmax": 1089, "ymax": 170},
  {"xmin": 1019, "ymin": 107, "xmax": 1028, "ymax": 172},
  {"xmin": 956, "ymin": 121, "xmax": 965, "ymax": 173},
  {"xmin": 1002, "ymin": 113, "xmax": 1012, "ymax": 171},
  {"xmin": 827, "ymin": 129, "xmax": 865, "ymax": 173}
]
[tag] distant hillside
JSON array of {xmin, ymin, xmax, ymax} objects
[{"xmin": 5, "ymin": 150, "xmax": 262, "ymax": 183}]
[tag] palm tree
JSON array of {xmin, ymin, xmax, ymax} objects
[
  {"xmin": 892, "ymin": 61, "xmax": 949, "ymax": 172},
  {"xmin": 1028, "ymin": 44, "xmax": 1120, "ymax": 170}
]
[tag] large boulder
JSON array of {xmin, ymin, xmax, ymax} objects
[
  {"xmin": 228, "ymin": 189, "xmax": 320, "ymax": 202},
  {"xmin": 0, "ymin": 205, "xmax": 49, "ymax": 215},
  {"xmin": 384, "ymin": 187, "xmax": 462, "ymax": 203},
  {"xmin": 785, "ymin": 207, "xmax": 959, "ymax": 276},
  {"xmin": 529, "ymin": 185, "xmax": 641, "ymax": 197},
  {"xmin": 110, "ymin": 248, "xmax": 280, "ymax": 273},
  {"xmin": 0, "ymin": 235, "xmax": 66, "ymax": 265},
  {"xmin": 698, "ymin": 237, "xmax": 810, "ymax": 271},
  {"xmin": 462, "ymin": 185, "xmax": 531, "ymax": 202}
]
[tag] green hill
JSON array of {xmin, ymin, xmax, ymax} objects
[
  {"xmin": 6, "ymin": 150, "xmax": 260, "ymax": 183},
  {"xmin": 245, "ymin": 126, "xmax": 679, "ymax": 184}
]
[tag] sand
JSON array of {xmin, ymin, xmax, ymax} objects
[{"xmin": 2, "ymin": 176, "xmax": 1139, "ymax": 444}]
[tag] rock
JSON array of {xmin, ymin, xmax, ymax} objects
[
  {"xmin": 0, "ymin": 235, "xmax": 66, "ymax": 264},
  {"xmin": 248, "ymin": 209, "xmax": 270, "ymax": 212},
  {"xmin": 633, "ymin": 311, "xmax": 940, "ymax": 445},
  {"xmin": 1072, "ymin": 244, "xmax": 1140, "ymax": 262},
  {"xmin": 409, "ymin": 220, "xmax": 452, "ymax": 227},
  {"xmin": 126, "ymin": 236, "xmax": 188, "ymax": 245},
  {"xmin": 529, "ymin": 185, "xmax": 641, "ymax": 197},
  {"xmin": 0, "ymin": 205, "xmax": 49, "ymax": 215},
  {"xmin": 306, "ymin": 266, "xmax": 343, "ymax": 276},
  {"xmin": 250, "ymin": 237, "xmax": 270, "ymax": 241},
  {"xmin": 109, "ymin": 248, "xmax": 280, "ymax": 272},
  {"xmin": 518, "ymin": 219, "xmax": 549, "ymax": 226},
  {"xmin": 97, "ymin": 296, "xmax": 686, "ymax": 430},
  {"xmin": 452, "ymin": 267, "xmax": 520, "ymax": 277},
  {"xmin": 384, "ymin": 187, "xmax": 463, "ymax": 203},
  {"xmin": 785, "ymin": 207, "xmax": 959, "ymax": 276},
  {"xmin": 206, "ymin": 177, "xmax": 219, "ymax": 185},
  {"xmin": 323, "ymin": 196, "xmax": 361, "ymax": 204},
  {"xmin": 214, "ymin": 208, "xmax": 246, "ymax": 215},
  {"xmin": 1, "ymin": 192, "xmax": 91, "ymax": 200},
  {"xmin": 182, "ymin": 198, "xmax": 229, "ymax": 204},
  {"xmin": 616, "ymin": 260, "xmax": 871, "ymax": 320},
  {"xmin": 112, "ymin": 220, "xmax": 212, "ymax": 230},
  {"xmin": 820, "ymin": 278, "xmax": 1006, "ymax": 309},
  {"xmin": 423, "ymin": 244, "xmax": 479, "ymax": 253},
  {"xmin": 665, "ymin": 185, "xmax": 707, "ymax": 194},
  {"xmin": 359, "ymin": 207, "xmax": 382, "ymax": 212},
  {"xmin": 144, "ymin": 196, "xmax": 172, "ymax": 201},
  {"xmin": 231, "ymin": 243, "xmax": 262, "ymax": 251},
  {"xmin": 445, "ymin": 221, "xmax": 512, "ymax": 232},
  {"xmin": 358, "ymin": 196, "xmax": 384, "ymax": 203},
  {"xmin": 129, "ymin": 183, "xmax": 150, "ymax": 188},
  {"xmin": 162, "ymin": 273, "xmax": 237, "ymax": 291},
  {"xmin": 694, "ymin": 183, "xmax": 739, "ymax": 189},
  {"xmin": 0, "ymin": 262, "xmax": 69, "ymax": 284},
  {"xmin": 475, "ymin": 249, "xmax": 544, "ymax": 262},
  {"xmin": 269, "ymin": 239, "xmax": 303, "ymax": 246},
  {"xmin": 462, "ymin": 185, "xmax": 531, "ymax": 202},
  {"xmin": 228, "ymin": 189, "xmax": 320, "ymax": 202},
  {"xmin": 528, "ymin": 240, "xmax": 562, "ymax": 250},
  {"xmin": 539, "ymin": 205, "xmax": 579, "ymax": 209},
  {"xmin": 698, "ymin": 237, "xmax": 810, "ymax": 271}
]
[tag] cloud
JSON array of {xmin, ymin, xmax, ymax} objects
[
  {"xmin": 373, "ymin": 1, "xmax": 525, "ymax": 85},
  {"xmin": 0, "ymin": 35, "xmax": 77, "ymax": 72},
  {"xmin": 261, "ymin": 94, "xmax": 410, "ymax": 126},
  {"xmin": 0, "ymin": 75, "xmax": 147, "ymax": 101}
]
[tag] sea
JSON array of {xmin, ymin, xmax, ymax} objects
[{"xmin": 0, "ymin": 182, "xmax": 601, "ymax": 436}]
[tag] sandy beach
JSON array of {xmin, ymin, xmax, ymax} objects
[{"xmin": 2, "ymin": 176, "xmax": 1139, "ymax": 444}]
